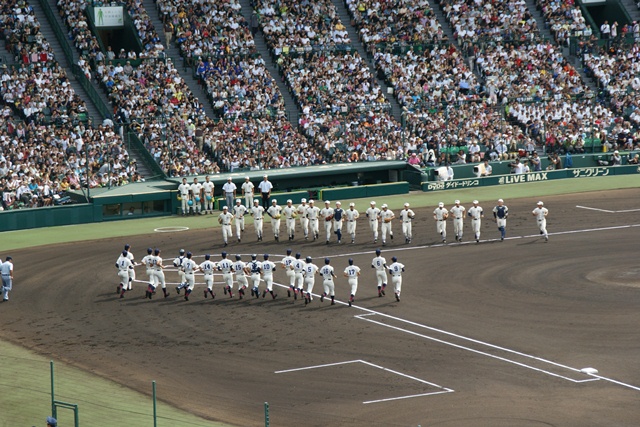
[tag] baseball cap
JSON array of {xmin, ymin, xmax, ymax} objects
[
  {"xmin": 254, "ymin": 200, "xmax": 259, "ymax": 204},
  {"xmin": 473, "ymin": 200, "xmax": 479, "ymax": 204},
  {"xmin": 336, "ymin": 201, "xmax": 341, "ymax": 205},
  {"xmin": 245, "ymin": 176, "xmax": 250, "ymax": 179},
  {"xmin": 223, "ymin": 206, "xmax": 228, "ymax": 210},
  {"xmin": 382, "ymin": 204, "xmax": 388, "ymax": 208},
  {"xmin": 438, "ymin": 202, "xmax": 444, "ymax": 207},
  {"xmin": 179, "ymin": 249, "xmax": 185, "ymax": 254},
  {"xmin": 287, "ymin": 199, "xmax": 292, "ymax": 203},
  {"xmin": 498, "ymin": 199, "xmax": 504, "ymax": 203},
  {"xmin": 454, "ymin": 200, "xmax": 460, "ymax": 204},
  {"xmin": 46, "ymin": 417, "xmax": 57, "ymax": 427},
  {"xmin": 349, "ymin": 202, "xmax": 355, "ymax": 207},
  {"xmin": 537, "ymin": 201, "xmax": 544, "ymax": 206},
  {"xmin": 370, "ymin": 201, "xmax": 376, "ymax": 205},
  {"xmin": 309, "ymin": 200, "xmax": 314, "ymax": 204},
  {"xmin": 324, "ymin": 200, "xmax": 330, "ymax": 204},
  {"xmin": 301, "ymin": 198, "xmax": 307, "ymax": 202},
  {"xmin": 236, "ymin": 199, "xmax": 241, "ymax": 203}
]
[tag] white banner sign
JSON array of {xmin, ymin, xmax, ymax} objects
[{"xmin": 94, "ymin": 6, "xmax": 124, "ymax": 28}]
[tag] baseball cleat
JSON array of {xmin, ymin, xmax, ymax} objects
[
  {"xmin": 204, "ymin": 290, "xmax": 208, "ymax": 298},
  {"xmin": 176, "ymin": 286, "xmax": 181, "ymax": 294},
  {"xmin": 395, "ymin": 294, "xmax": 400, "ymax": 302},
  {"xmin": 320, "ymin": 294, "xmax": 324, "ymax": 302}
]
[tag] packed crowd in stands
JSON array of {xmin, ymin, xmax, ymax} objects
[
  {"xmin": 257, "ymin": 0, "xmax": 350, "ymax": 53},
  {"xmin": 345, "ymin": 0, "xmax": 446, "ymax": 49},
  {"xmin": 0, "ymin": 0, "xmax": 138, "ymax": 210},
  {"xmin": 157, "ymin": 0, "xmax": 256, "ymax": 63},
  {"xmin": 440, "ymin": 0, "xmax": 538, "ymax": 44},
  {"xmin": 373, "ymin": 44, "xmax": 480, "ymax": 108},
  {"xmin": 536, "ymin": 0, "xmax": 590, "ymax": 45}
]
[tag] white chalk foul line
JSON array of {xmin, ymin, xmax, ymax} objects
[
  {"xmin": 275, "ymin": 359, "xmax": 454, "ymax": 404},
  {"xmin": 576, "ymin": 205, "xmax": 640, "ymax": 213}
]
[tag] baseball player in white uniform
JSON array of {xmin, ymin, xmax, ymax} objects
[
  {"xmin": 147, "ymin": 248, "xmax": 169, "ymax": 299},
  {"xmin": 250, "ymin": 200, "xmax": 265, "ymax": 241},
  {"xmin": 202, "ymin": 175, "xmax": 215, "ymax": 214},
  {"xmin": 493, "ymin": 199, "xmax": 509, "ymax": 241},
  {"xmin": 297, "ymin": 198, "xmax": 309, "ymax": 239},
  {"xmin": 191, "ymin": 178, "xmax": 203, "ymax": 215},
  {"xmin": 283, "ymin": 199, "xmax": 297, "ymax": 241},
  {"xmin": 199, "ymin": 254, "xmax": 216, "ymax": 298},
  {"xmin": 281, "ymin": 248, "xmax": 296, "ymax": 297},
  {"xmin": 378, "ymin": 204, "xmax": 395, "ymax": 246},
  {"xmin": 116, "ymin": 251, "xmax": 133, "ymax": 298},
  {"xmin": 434, "ymin": 202, "xmax": 449, "ymax": 243},
  {"xmin": 371, "ymin": 248, "xmax": 388, "ymax": 297},
  {"xmin": 124, "ymin": 244, "xmax": 136, "ymax": 290},
  {"xmin": 306, "ymin": 200, "xmax": 320, "ymax": 240},
  {"xmin": 291, "ymin": 252, "xmax": 306, "ymax": 299},
  {"xmin": 233, "ymin": 255, "xmax": 249, "ymax": 298},
  {"xmin": 218, "ymin": 206, "xmax": 234, "ymax": 247},
  {"xmin": 0, "ymin": 256, "xmax": 13, "ymax": 302},
  {"xmin": 177, "ymin": 177, "xmax": 191, "ymax": 216},
  {"xmin": 467, "ymin": 200, "xmax": 484, "ymax": 243},
  {"xmin": 320, "ymin": 201, "xmax": 335, "ymax": 244},
  {"xmin": 173, "ymin": 249, "xmax": 187, "ymax": 293},
  {"xmin": 319, "ymin": 258, "xmax": 336, "ymax": 305},
  {"xmin": 218, "ymin": 251, "xmax": 234, "ymax": 298},
  {"xmin": 532, "ymin": 201, "xmax": 549, "ymax": 242},
  {"xmin": 181, "ymin": 252, "xmax": 198, "ymax": 301},
  {"xmin": 141, "ymin": 247, "xmax": 158, "ymax": 288},
  {"xmin": 366, "ymin": 201, "xmax": 381, "ymax": 243},
  {"xmin": 261, "ymin": 254, "xmax": 277, "ymax": 299},
  {"xmin": 233, "ymin": 199, "xmax": 247, "ymax": 242},
  {"xmin": 248, "ymin": 254, "xmax": 262, "ymax": 298},
  {"xmin": 398, "ymin": 203, "xmax": 415, "ymax": 243},
  {"xmin": 344, "ymin": 203, "xmax": 359, "ymax": 243},
  {"xmin": 333, "ymin": 201, "xmax": 344, "ymax": 243},
  {"xmin": 387, "ymin": 256, "xmax": 405, "ymax": 302},
  {"xmin": 241, "ymin": 176, "xmax": 254, "ymax": 208},
  {"xmin": 266, "ymin": 200, "xmax": 282, "ymax": 242},
  {"xmin": 450, "ymin": 200, "xmax": 466, "ymax": 242},
  {"xmin": 222, "ymin": 177, "xmax": 237, "ymax": 210},
  {"xmin": 343, "ymin": 258, "xmax": 361, "ymax": 307},
  {"xmin": 303, "ymin": 256, "xmax": 318, "ymax": 305}
]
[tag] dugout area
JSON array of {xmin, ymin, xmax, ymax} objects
[{"xmin": 1, "ymin": 188, "xmax": 640, "ymax": 426}]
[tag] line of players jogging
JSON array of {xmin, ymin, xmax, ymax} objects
[{"xmin": 115, "ymin": 247, "xmax": 406, "ymax": 306}]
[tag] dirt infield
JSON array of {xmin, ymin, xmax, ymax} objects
[{"xmin": 2, "ymin": 189, "xmax": 640, "ymax": 426}]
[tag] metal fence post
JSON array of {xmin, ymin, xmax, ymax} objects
[
  {"xmin": 152, "ymin": 381, "xmax": 157, "ymax": 427},
  {"xmin": 50, "ymin": 360, "xmax": 56, "ymax": 419},
  {"xmin": 264, "ymin": 402, "xmax": 269, "ymax": 427}
]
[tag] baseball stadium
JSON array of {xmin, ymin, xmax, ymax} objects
[{"xmin": 1, "ymin": 0, "xmax": 640, "ymax": 426}]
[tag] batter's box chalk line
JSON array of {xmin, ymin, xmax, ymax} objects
[{"xmin": 274, "ymin": 359, "xmax": 454, "ymax": 404}]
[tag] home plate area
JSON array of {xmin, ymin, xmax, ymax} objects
[{"xmin": 275, "ymin": 360, "xmax": 453, "ymax": 405}]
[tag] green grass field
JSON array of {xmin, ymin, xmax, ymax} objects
[{"xmin": 1, "ymin": 174, "xmax": 639, "ymax": 426}]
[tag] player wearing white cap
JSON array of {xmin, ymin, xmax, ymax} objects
[
  {"xmin": 191, "ymin": 177, "xmax": 203, "ymax": 215},
  {"xmin": 233, "ymin": 255, "xmax": 249, "ymax": 298},
  {"xmin": 141, "ymin": 248, "xmax": 158, "ymax": 290},
  {"xmin": 147, "ymin": 248, "xmax": 169, "ymax": 299},
  {"xmin": 344, "ymin": 202, "xmax": 359, "ymax": 244},
  {"xmin": 202, "ymin": 175, "xmax": 215, "ymax": 214},
  {"xmin": 266, "ymin": 199, "xmax": 282, "ymax": 242},
  {"xmin": 343, "ymin": 258, "xmax": 361, "ymax": 307},
  {"xmin": 218, "ymin": 251, "xmax": 234, "ymax": 298},
  {"xmin": 116, "ymin": 250, "xmax": 133, "ymax": 298},
  {"xmin": 241, "ymin": 176, "xmax": 254, "ymax": 208},
  {"xmin": 199, "ymin": 254, "xmax": 216, "ymax": 298},
  {"xmin": 181, "ymin": 252, "xmax": 198, "ymax": 301},
  {"xmin": 222, "ymin": 177, "xmax": 237, "ymax": 211},
  {"xmin": 250, "ymin": 200, "xmax": 265, "ymax": 241},
  {"xmin": 333, "ymin": 201, "xmax": 344, "ymax": 243},
  {"xmin": 233, "ymin": 199, "xmax": 247, "ymax": 242},
  {"xmin": 177, "ymin": 177, "xmax": 191, "ymax": 216},
  {"xmin": 218, "ymin": 206, "xmax": 234, "ymax": 247},
  {"xmin": 297, "ymin": 198, "xmax": 310, "ymax": 239},
  {"xmin": 387, "ymin": 256, "xmax": 405, "ymax": 302},
  {"xmin": 365, "ymin": 201, "xmax": 381, "ymax": 243},
  {"xmin": 283, "ymin": 199, "xmax": 297, "ymax": 241},
  {"xmin": 124, "ymin": 244, "xmax": 136, "ymax": 291},
  {"xmin": 319, "ymin": 258, "xmax": 337, "ymax": 305},
  {"xmin": 378, "ymin": 204, "xmax": 395, "ymax": 246},
  {"xmin": 258, "ymin": 175, "xmax": 273, "ymax": 209},
  {"xmin": 492, "ymin": 199, "xmax": 509, "ymax": 241},
  {"xmin": 467, "ymin": 200, "xmax": 484, "ymax": 243},
  {"xmin": 320, "ymin": 200, "xmax": 335, "ymax": 244},
  {"xmin": 371, "ymin": 248, "xmax": 388, "ymax": 297},
  {"xmin": 303, "ymin": 256, "xmax": 318, "ymax": 305},
  {"xmin": 291, "ymin": 252, "xmax": 306, "ymax": 299},
  {"xmin": 398, "ymin": 203, "xmax": 415, "ymax": 243},
  {"xmin": 433, "ymin": 202, "xmax": 449, "ymax": 243},
  {"xmin": 450, "ymin": 200, "xmax": 466, "ymax": 242},
  {"xmin": 173, "ymin": 249, "xmax": 187, "ymax": 294},
  {"xmin": 261, "ymin": 254, "xmax": 278, "ymax": 299},
  {"xmin": 306, "ymin": 200, "xmax": 320, "ymax": 240},
  {"xmin": 281, "ymin": 248, "xmax": 296, "ymax": 297},
  {"xmin": 532, "ymin": 201, "xmax": 549, "ymax": 242}
]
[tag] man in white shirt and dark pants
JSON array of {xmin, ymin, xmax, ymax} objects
[
  {"xmin": 258, "ymin": 175, "xmax": 272, "ymax": 209},
  {"xmin": 222, "ymin": 178, "xmax": 237, "ymax": 211}
]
